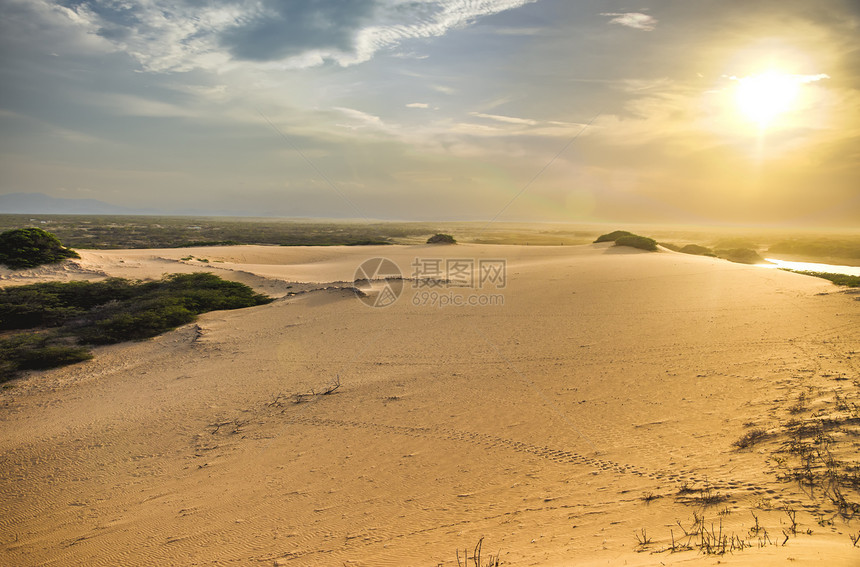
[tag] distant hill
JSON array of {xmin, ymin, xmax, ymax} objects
[{"xmin": 0, "ymin": 192, "xmax": 156, "ymax": 215}]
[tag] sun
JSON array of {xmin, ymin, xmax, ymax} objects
[{"xmin": 734, "ymin": 71, "xmax": 800, "ymax": 126}]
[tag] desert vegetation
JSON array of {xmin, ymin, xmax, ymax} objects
[
  {"xmin": 786, "ymin": 271, "xmax": 860, "ymax": 287},
  {"xmin": 0, "ymin": 273, "xmax": 272, "ymax": 380},
  {"xmin": 0, "ymin": 215, "xmax": 431, "ymax": 249},
  {"xmin": 594, "ymin": 230, "xmax": 658, "ymax": 251},
  {"xmin": 426, "ymin": 233, "xmax": 457, "ymax": 244},
  {"xmin": 769, "ymin": 238, "xmax": 860, "ymax": 260},
  {"xmin": 614, "ymin": 234, "xmax": 658, "ymax": 251},
  {"xmin": 0, "ymin": 227, "xmax": 79, "ymax": 269},
  {"xmin": 593, "ymin": 230, "xmax": 634, "ymax": 243},
  {"xmin": 679, "ymin": 244, "xmax": 715, "ymax": 256},
  {"xmin": 713, "ymin": 248, "xmax": 767, "ymax": 264}
]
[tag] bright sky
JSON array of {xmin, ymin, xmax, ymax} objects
[{"xmin": 1, "ymin": 0, "xmax": 858, "ymax": 225}]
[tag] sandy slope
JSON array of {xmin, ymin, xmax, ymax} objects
[{"xmin": 1, "ymin": 244, "xmax": 858, "ymax": 566}]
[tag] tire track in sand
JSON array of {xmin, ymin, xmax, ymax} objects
[{"xmin": 284, "ymin": 415, "xmax": 764, "ymax": 497}]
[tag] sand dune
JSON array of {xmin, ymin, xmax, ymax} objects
[{"xmin": 1, "ymin": 244, "xmax": 858, "ymax": 566}]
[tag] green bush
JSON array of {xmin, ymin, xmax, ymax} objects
[
  {"xmin": 769, "ymin": 238, "xmax": 860, "ymax": 259},
  {"xmin": 594, "ymin": 230, "xmax": 634, "ymax": 243},
  {"xmin": 0, "ymin": 228, "xmax": 79, "ymax": 269},
  {"xmin": 0, "ymin": 273, "xmax": 272, "ymax": 380},
  {"xmin": 0, "ymin": 278, "xmax": 137, "ymax": 330},
  {"xmin": 614, "ymin": 234, "xmax": 658, "ymax": 251},
  {"xmin": 786, "ymin": 271, "xmax": 860, "ymax": 287},
  {"xmin": 427, "ymin": 233, "xmax": 457, "ymax": 244},
  {"xmin": 80, "ymin": 299, "xmax": 196, "ymax": 344},
  {"xmin": 715, "ymin": 248, "xmax": 765, "ymax": 264},
  {"xmin": 679, "ymin": 244, "xmax": 715, "ymax": 256},
  {"xmin": 0, "ymin": 334, "xmax": 92, "ymax": 379},
  {"xmin": 15, "ymin": 344, "xmax": 93, "ymax": 370}
]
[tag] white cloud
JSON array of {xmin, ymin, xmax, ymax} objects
[
  {"xmin": 600, "ymin": 12, "xmax": 657, "ymax": 31},
  {"xmin": 406, "ymin": 102, "xmax": 430, "ymax": 109},
  {"xmin": 432, "ymin": 84, "xmax": 457, "ymax": 95},
  {"xmin": 619, "ymin": 78, "xmax": 674, "ymax": 92},
  {"xmin": 797, "ymin": 73, "xmax": 831, "ymax": 83},
  {"xmin": 334, "ymin": 107, "xmax": 391, "ymax": 132},
  {"xmin": 471, "ymin": 112, "xmax": 538, "ymax": 126},
  {"xmin": 727, "ymin": 73, "xmax": 830, "ymax": 84}
]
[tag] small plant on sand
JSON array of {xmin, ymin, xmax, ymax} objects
[
  {"xmin": 454, "ymin": 537, "xmax": 500, "ymax": 567},
  {"xmin": 676, "ymin": 482, "xmax": 727, "ymax": 507},
  {"xmin": 733, "ymin": 428, "xmax": 769, "ymax": 449},
  {"xmin": 788, "ymin": 391, "xmax": 808, "ymax": 414},
  {"xmin": 641, "ymin": 492, "xmax": 660, "ymax": 504},
  {"xmin": 634, "ymin": 528, "xmax": 651, "ymax": 549},
  {"xmin": 782, "ymin": 505, "xmax": 798, "ymax": 536},
  {"xmin": 698, "ymin": 485, "xmax": 727, "ymax": 506},
  {"xmin": 268, "ymin": 376, "xmax": 342, "ymax": 408},
  {"xmin": 651, "ymin": 509, "xmax": 805, "ymax": 556}
]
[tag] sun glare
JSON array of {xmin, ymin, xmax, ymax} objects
[{"xmin": 734, "ymin": 71, "xmax": 800, "ymax": 126}]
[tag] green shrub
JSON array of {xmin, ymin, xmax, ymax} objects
[
  {"xmin": 0, "ymin": 333, "xmax": 92, "ymax": 380},
  {"xmin": 0, "ymin": 228, "xmax": 79, "ymax": 269},
  {"xmin": 769, "ymin": 238, "xmax": 860, "ymax": 259},
  {"xmin": 0, "ymin": 278, "xmax": 137, "ymax": 330},
  {"xmin": 15, "ymin": 344, "xmax": 93, "ymax": 371},
  {"xmin": 679, "ymin": 244, "xmax": 715, "ymax": 256},
  {"xmin": 80, "ymin": 299, "xmax": 196, "ymax": 344},
  {"xmin": 614, "ymin": 234, "xmax": 658, "ymax": 251},
  {"xmin": 0, "ymin": 273, "xmax": 273, "ymax": 379},
  {"xmin": 715, "ymin": 248, "xmax": 765, "ymax": 264},
  {"xmin": 786, "ymin": 271, "xmax": 860, "ymax": 287},
  {"xmin": 594, "ymin": 230, "xmax": 634, "ymax": 243},
  {"xmin": 427, "ymin": 233, "xmax": 457, "ymax": 244}
]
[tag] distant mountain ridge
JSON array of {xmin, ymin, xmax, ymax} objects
[{"xmin": 0, "ymin": 192, "xmax": 155, "ymax": 215}]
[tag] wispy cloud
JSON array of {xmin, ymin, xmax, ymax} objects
[
  {"xmin": 406, "ymin": 102, "xmax": 430, "ymax": 109},
  {"xmin": 600, "ymin": 12, "xmax": 657, "ymax": 31},
  {"xmin": 728, "ymin": 73, "xmax": 831, "ymax": 84},
  {"xmin": 471, "ymin": 112, "xmax": 538, "ymax": 126},
  {"xmin": 432, "ymin": 84, "xmax": 457, "ymax": 95}
]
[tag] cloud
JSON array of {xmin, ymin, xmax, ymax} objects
[
  {"xmin": 797, "ymin": 73, "xmax": 831, "ymax": 83},
  {"xmin": 406, "ymin": 102, "xmax": 430, "ymax": 108},
  {"xmin": 727, "ymin": 73, "xmax": 831, "ymax": 84},
  {"xmin": 218, "ymin": 1, "xmax": 377, "ymax": 62},
  {"xmin": 334, "ymin": 106, "xmax": 390, "ymax": 132},
  {"xmin": 600, "ymin": 12, "xmax": 657, "ymax": 31},
  {"xmin": 471, "ymin": 112, "xmax": 538, "ymax": 125},
  {"xmin": 45, "ymin": 0, "xmax": 538, "ymax": 72},
  {"xmin": 432, "ymin": 84, "xmax": 457, "ymax": 95}
]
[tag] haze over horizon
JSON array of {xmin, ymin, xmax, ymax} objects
[{"xmin": 1, "ymin": 0, "xmax": 858, "ymax": 227}]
